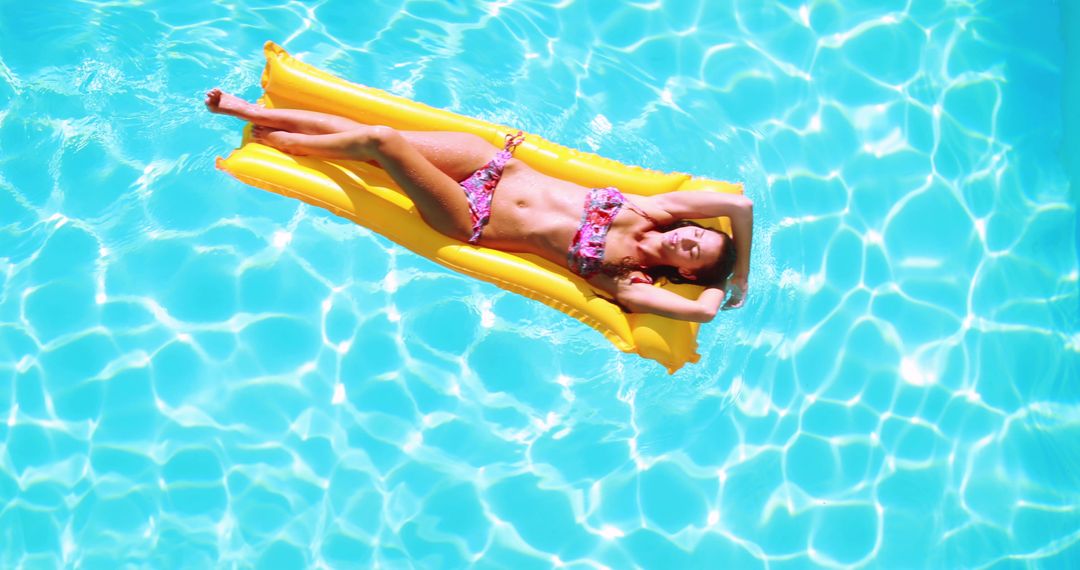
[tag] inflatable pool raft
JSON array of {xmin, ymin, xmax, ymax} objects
[{"xmin": 217, "ymin": 42, "xmax": 743, "ymax": 373}]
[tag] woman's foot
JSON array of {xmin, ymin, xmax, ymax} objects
[
  {"xmin": 205, "ymin": 88, "xmax": 257, "ymax": 119},
  {"xmin": 252, "ymin": 125, "xmax": 307, "ymax": 155}
]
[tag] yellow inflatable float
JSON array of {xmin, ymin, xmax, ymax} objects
[{"xmin": 217, "ymin": 42, "xmax": 743, "ymax": 373}]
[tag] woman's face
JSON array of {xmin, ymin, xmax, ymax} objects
[{"xmin": 659, "ymin": 225, "xmax": 726, "ymax": 279}]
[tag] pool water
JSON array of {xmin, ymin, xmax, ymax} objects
[{"xmin": 1, "ymin": 0, "xmax": 1078, "ymax": 568}]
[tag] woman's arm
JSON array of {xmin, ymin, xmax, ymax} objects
[
  {"xmin": 653, "ymin": 191, "xmax": 753, "ymax": 298},
  {"xmin": 611, "ymin": 281, "xmax": 727, "ymax": 322},
  {"xmin": 652, "ymin": 190, "xmax": 751, "ymax": 220}
]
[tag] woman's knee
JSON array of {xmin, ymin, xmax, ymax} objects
[
  {"xmin": 345, "ymin": 125, "xmax": 402, "ymax": 157},
  {"xmin": 367, "ymin": 125, "xmax": 404, "ymax": 153}
]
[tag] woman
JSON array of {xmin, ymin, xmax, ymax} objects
[{"xmin": 206, "ymin": 89, "xmax": 752, "ymax": 322}]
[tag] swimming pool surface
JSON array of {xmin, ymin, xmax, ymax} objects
[{"xmin": 1, "ymin": 0, "xmax": 1077, "ymax": 568}]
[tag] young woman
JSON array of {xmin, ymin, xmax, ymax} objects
[{"xmin": 206, "ymin": 89, "xmax": 752, "ymax": 322}]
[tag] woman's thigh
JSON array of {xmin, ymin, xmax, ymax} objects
[
  {"xmin": 397, "ymin": 131, "xmax": 496, "ymax": 182},
  {"xmin": 259, "ymin": 127, "xmax": 498, "ymax": 241},
  {"xmin": 369, "ymin": 130, "xmax": 481, "ymax": 240}
]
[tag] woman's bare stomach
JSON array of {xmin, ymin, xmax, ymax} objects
[{"xmin": 471, "ymin": 160, "xmax": 593, "ymax": 262}]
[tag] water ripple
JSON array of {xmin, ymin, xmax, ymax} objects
[{"xmin": 0, "ymin": 0, "xmax": 1077, "ymax": 568}]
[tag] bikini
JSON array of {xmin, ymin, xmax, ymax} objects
[
  {"xmin": 461, "ymin": 131, "xmax": 526, "ymax": 244},
  {"xmin": 462, "ymin": 133, "xmax": 652, "ymax": 284},
  {"xmin": 567, "ymin": 187, "xmax": 654, "ymax": 284}
]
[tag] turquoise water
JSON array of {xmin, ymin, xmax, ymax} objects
[{"xmin": 1, "ymin": 0, "xmax": 1078, "ymax": 568}]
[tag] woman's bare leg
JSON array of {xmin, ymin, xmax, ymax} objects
[
  {"xmin": 247, "ymin": 123, "xmax": 476, "ymax": 241},
  {"xmin": 206, "ymin": 88, "xmax": 363, "ymax": 134},
  {"xmin": 206, "ymin": 88, "xmax": 494, "ymax": 180}
]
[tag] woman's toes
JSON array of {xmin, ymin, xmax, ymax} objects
[
  {"xmin": 205, "ymin": 88, "xmax": 224, "ymax": 111},
  {"xmin": 206, "ymin": 89, "xmax": 252, "ymax": 116}
]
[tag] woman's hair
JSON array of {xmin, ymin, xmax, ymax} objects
[{"xmin": 602, "ymin": 220, "xmax": 737, "ymax": 287}]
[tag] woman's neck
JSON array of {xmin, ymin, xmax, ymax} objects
[{"xmin": 634, "ymin": 230, "xmax": 667, "ymax": 267}]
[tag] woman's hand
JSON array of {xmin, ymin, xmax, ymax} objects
[{"xmin": 722, "ymin": 274, "xmax": 748, "ymax": 310}]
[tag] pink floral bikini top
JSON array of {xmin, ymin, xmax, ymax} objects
[{"xmin": 568, "ymin": 187, "xmax": 653, "ymax": 284}]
